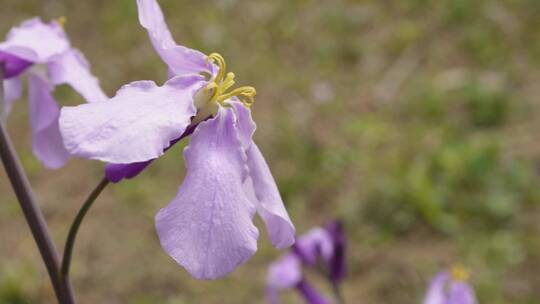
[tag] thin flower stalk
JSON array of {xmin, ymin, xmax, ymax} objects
[
  {"xmin": 60, "ymin": 177, "xmax": 109, "ymax": 297},
  {"xmin": 0, "ymin": 66, "xmax": 74, "ymax": 304}
]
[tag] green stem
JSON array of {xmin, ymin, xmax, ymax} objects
[{"xmin": 60, "ymin": 177, "xmax": 109, "ymax": 295}]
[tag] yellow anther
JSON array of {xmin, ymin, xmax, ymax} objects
[
  {"xmin": 207, "ymin": 53, "xmax": 227, "ymax": 83},
  {"xmin": 216, "ymin": 86, "xmax": 256, "ymax": 107},
  {"xmin": 57, "ymin": 16, "xmax": 67, "ymax": 28},
  {"xmin": 450, "ymin": 264, "xmax": 469, "ymax": 282},
  {"xmin": 221, "ymin": 72, "xmax": 236, "ymax": 92},
  {"xmin": 203, "ymin": 53, "xmax": 256, "ymax": 108}
]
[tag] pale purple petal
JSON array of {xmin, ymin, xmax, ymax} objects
[
  {"xmin": 155, "ymin": 107, "xmax": 259, "ymax": 279},
  {"xmin": 267, "ymin": 253, "xmax": 302, "ymax": 290},
  {"xmin": 48, "ymin": 49, "xmax": 107, "ymax": 103},
  {"xmin": 296, "ymin": 280, "xmax": 331, "ymax": 304},
  {"xmin": 28, "ymin": 73, "xmax": 69, "ymax": 169},
  {"xmin": 2, "ymin": 77, "xmax": 23, "ymax": 120},
  {"xmin": 447, "ymin": 281, "xmax": 477, "ymax": 304},
  {"xmin": 59, "ymin": 75, "xmax": 206, "ymax": 163},
  {"xmin": 423, "ymin": 272, "xmax": 449, "ymax": 304},
  {"xmin": 293, "ymin": 228, "xmax": 334, "ymax": 266},
  {"xmin": 232, "ymin": 102, "xmax": 295, "ymax": 249},
  {"xmin": 0, "ymin": 52, "xmax": 32, "ymax": 78},
  {"xmin": 136, "ymin": 0, "xmax": 215, "ymax": 76},
  {"xmin": 266, "ymin": 253, "xmax": 302, "ymax": 304},
  {"xmin": 0, "ymin": 18, "xmax": 69, "ymax": 63},
  {"xmin": 104, "ymin": 123, "xmax": 201, "ymax": 183},
  {"xmin": 245, "ymin": 144, "xmax": 295, "ymax": 249},
  {"xmin": 231, "ymin": 100, "xmax": 255, "ymax": 150}
]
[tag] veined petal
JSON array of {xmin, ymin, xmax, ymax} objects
[
  {"xmin": 59, "ymin": 75, "xmax": 206, "ymax": 163},
  {"xmin": 0, "ymin": 18, "xmax": 70, "ymax": 64},
  {"xmin": 233, "ymin": 102, "xmax": 295, "ymax": 249},
  {"xmin": 2, "ymin": 77, "xmax": 23, "ymax": 121},
  {"xmin": 136, "ymin": 0, "xmax": 215, "ymax": 76},
  {"xmin": 422, "ymin": 272, "xmax": 449, "ymax": 304},
  {"xmin": 48, "ymin": 49, "xmax": 107, "ymax": 103},
  {"xmin": 231, "ymin": 100, "xmax": 255, "ymax": 150},
  {"xmin": 28, "ymin": 73, "xmax": 69, "ymax": 169},
  {"xmin": 155, "ymin": 107, "xmax": 259, "ymax": 280},
  {"xmin": 104, "ymin": 123, "xmax": 200, "ymax": 183},
  {"xmin": 266, "ymin": 253, "xmax": 302, "ymax": 304}
]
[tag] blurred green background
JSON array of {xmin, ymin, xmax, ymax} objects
[{"xmin": 1, "ymin": 0, "xmax": 540, "ymax": 303}]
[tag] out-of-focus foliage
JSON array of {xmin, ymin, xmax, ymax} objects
[{"xmin": 1, "ymin": 0, "xmax": 540, "ymax": 303}]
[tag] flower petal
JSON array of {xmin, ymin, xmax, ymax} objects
[
  {"xmin": 293, "ymin": 228, "xmax": 333, "ymax": 266},
  {"xmin": 59, "ymin": 75, "xmax": 206, "ymax": 163},
  {"xmin": 155, "ymin": 107, "xmax": 259, "ymax": 279},
  {"xmin": 0, "ymin": 18, "xmax": 70, "ymax": 63},
  {"xmin": 0, "ymin": 52, "xmax": 32, "ymax": 78},
  {"xmin": 48, "ymin": 49, "xmax": 107, "ymax": 103},
  {"xmin": 325, "ymin": 221, "xmax": 347, "ymax": 283},
  {"xmin": 136, "ymin": 0, "xmax": 215, "ymax": 76},
  {"xmin": 422, "ymin": 272, "xmax": 449, "ymax": 304},
  {"xmin": 231, "ymin": 100, "xmax": 255, "ymax": 150},
  {"xmin": 2, "ymin": 77, "xmax": 23, "ymax": 121},
  {"xmin": 266, "ymin": 253, "xmax": 302, "ymax": 304},
  {"xmin": 28, "ymin": 73, "xmax": 69, "ymax": 169},
  {"xmin": 245, "ymin": 144, "xmax": 295, "ymax": 249},
  {"xmin": 232, "ymin": 102, "xmax": 296, "ymax": 249},
  {"xmin": 104, "ymin": 123, "xmax": 200, "ymax": 183},
  {"xmin": 448, "ymin": 281, "xmax": 477, "ymax": 304}
]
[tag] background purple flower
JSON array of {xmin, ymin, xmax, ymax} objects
[
  {"xmin": 423, "ymin": 266, "xmax": 477, "ymax": 304},
  {"xmin": 268, "ymin": 221, "xmax": 346, "ymax": 304},
  {"xmin": 293, "ymin": 221, "xmax": 347, "ymax": 283},
  {"xmin": 267, "ymin": 253, "xmax": 330, "ymax": 304},
  {"xmin": 0, "ymin": 17, "xmax": 107, "ymax": 169}
]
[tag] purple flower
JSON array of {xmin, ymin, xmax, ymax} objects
[
  {"xmin": 267, "ymin": 254, "xmax": 330, "ymax": 304},
  {"xmin": 267, "ymin": 221, "xmax": 346, "ymax": 304},
  {"xmin": 423, "ymin": 265, "xmax": 477, "ymax": 304},
  {"xmin": 0, "ymin": 17, "xmax": 107, "ymax": 169},
  {"xmin": 293, "ymin": 221, "xmax": 347, "ymax": 284},
  {"xmin": 58, "ymin": 0, "xmax": 295, "ymax": 279},
  {"xmin": 325, "ymin": 221, "xmax": 346, "ymax": 283}
]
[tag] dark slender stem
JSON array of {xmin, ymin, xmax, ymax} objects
[
  {"xmin": 0, "ymin": 68, "xmax": 73, "ymax": 303},
  {"xmin": 61, "ymin": 177, "xmax": 109, "ymax": 293}
]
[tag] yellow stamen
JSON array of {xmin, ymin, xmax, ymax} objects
[
  {"xmin": 57, "ymin": 16, "xmax": 67, "ymax": 28},
  {"xmin": 221, "ymin": 72, "xmax": 236, "ymax": 92},
  {"xmin": 217, "ymin": 87, "xmax": 256, "ymax": 105},
  {"xmin": 204, "ymin": 53, "xmax": 256, "ymax": 108},
  {"xmin": 206, "ymin": 53, "xmax": 227, "ymax": 83},
  {"xmin": 450, "ymin": 264, "xmax": 469, "ymax": 282}
]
